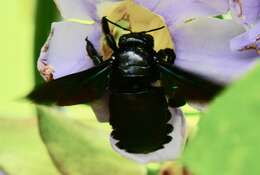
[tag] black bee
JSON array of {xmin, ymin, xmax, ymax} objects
[{"xmin": 28, "ymin": 17, "xmax": 223, "ymax": 154}]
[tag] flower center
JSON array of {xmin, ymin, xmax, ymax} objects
[{"xmin": 99, "ymin": 0, "xmax": 174, "ymax": 58}]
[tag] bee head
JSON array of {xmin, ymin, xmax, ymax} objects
[
  {"xmin": 103, "ymin": 17, "xmax": 164, "ymax": 50},
  {"xmin": 118, "ymin": 32, "xmax": 154, "ymax": 49}
]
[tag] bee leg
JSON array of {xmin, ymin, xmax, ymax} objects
[
  {"xmin": 85, "ymin": 37, "xmax": 103, "ymax": 65},
  {"xmin": 157, "ymin": 48, "xmax": 176, "ymax": 64},
  {"xmin": 102, "ymin": 16, "xmax": 118, "ymax": 52}
]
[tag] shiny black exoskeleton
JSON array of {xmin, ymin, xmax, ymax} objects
[
  {"xmin": 28, "ymin": 17, "xmax": 223, "ymax": 153},
  {"xmin": 98, "ymin": 19, "xmax": 175, "ymax": 153}
]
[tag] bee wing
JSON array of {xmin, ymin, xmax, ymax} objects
[
  {"xmin": 28, "ymin": 61, "xmax": 112, "ymax": 106},
  {"xmin": 158, "ymin": 62, "xmax": 224, "ymax": 102}
]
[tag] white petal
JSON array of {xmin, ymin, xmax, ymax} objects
[
  {"xmin": 110, "ymin": 108, "xmax": 186, "ymax": 164},
  {"xmin": 171, "ymin": 18, "xmax": 259, "ymax": 84}
]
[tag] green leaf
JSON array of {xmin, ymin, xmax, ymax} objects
[
  {"xmin": 37, "ymin": 106, "xmax": 146, "ymax": 175},
  {"xmin": 183, "ymin": 62, "xmax": 260, "ymax": 175},
  {"xmin": 0, "ymin": 117, "xmax": 60, "ymax": 175}
]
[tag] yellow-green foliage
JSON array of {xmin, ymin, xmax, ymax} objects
[{"xmin": 184, "ymin": 61, "xmax": 260, "ymax": 175}]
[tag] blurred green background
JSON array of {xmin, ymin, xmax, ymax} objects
[{"xmin": 1, "ymin": 0, "xmax": 35, "ymax": 118}]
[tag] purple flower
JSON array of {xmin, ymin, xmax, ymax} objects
[
  {"xmin": 37, "ymin": 0, "xmax": 258, "ymax": 163},
  {"xmin": 134, "ymin": 0, "xmax": 259, "ymax": 85}
]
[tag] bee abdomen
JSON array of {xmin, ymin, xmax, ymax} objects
[{"xmin": 109, "ymin": 87, "xmax": 173, "ymax": 153}]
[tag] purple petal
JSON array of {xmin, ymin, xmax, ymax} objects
[
  {"xmin": 54, "ymin": 0, "xmax": 120, "ymax": 21},
  {"xmin": 134, "ymin": 0, "xmax": 229, "ymax": 26},
  {"xmin": 231, "ymin": 21, "xmax": 260, "ymax": 54},
  {"xmin": 53, "ymin": 0, "xmax": 101, "ymax": 20},
  {"xmin": 38, "ymin": 21, "xmax": 111, "ymax": 122},
  {"xmin": 133, "ymin": 0, "xmax": 161, "ymax": 10},
  {"xmin": 110, "ymin": 108, "xmax": 186, "ymax": 163},
  {"xmin": 171, "ymin": 18, "xmax": 259, "ymax": 84},
  {"xmin": 230, "ymin": 0, "xmax": 260, "ymax": 26},
  {"xmin": 38, "ymin": 21, "xmax": 101, "ymax": 79}
]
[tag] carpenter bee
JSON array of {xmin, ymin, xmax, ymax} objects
[{"xmin": 28, "ymin": 17, "xmax": 223, "ymax": 154}]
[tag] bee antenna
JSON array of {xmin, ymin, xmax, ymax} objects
[
  {"xmin": 142, "ymin": 26, "xmax": 165, "ymax": 33},
  {"xmin": 104, "ymin": 17, "xmax": 132, "ymax": 32}
]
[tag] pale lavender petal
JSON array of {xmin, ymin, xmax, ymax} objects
[
  {"xmin": 230, "ymin": 21, "xmax": 260, "ymax": 54},
  {"xmin": 229, "ymin": 0, "xmax": 260, "ymax": 26},
  {"xmin": 38, "ymin": 21, "xmax": 101, "ymax": 79},
  {"xmin": 134, "ymin": 0, "xmax": 229, "ymax": 26},
  {"xmin": 133, "ymin": 0, "xmax": 160, "ymax": 11},
  {"xmin": 38, "ymin": 28, "xmax": 55, "ymax": 81},
  {"xmin": 110, "ymin": 108, "xmax": 186, "ymax": 163},
  {"xmin": 53, "ymin": 0, "xmax": 100, "ymax": 20},
  {"xmin": 38, "ymin": 21, "xmax": 111, "ymax": 122},
  {"xmin": 171, "ymin": 18, "xmax": 259, "ymax": 84},
  {"xmin": 54, "ymin": 0, "xmax": 120, "ymax": 21}
]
